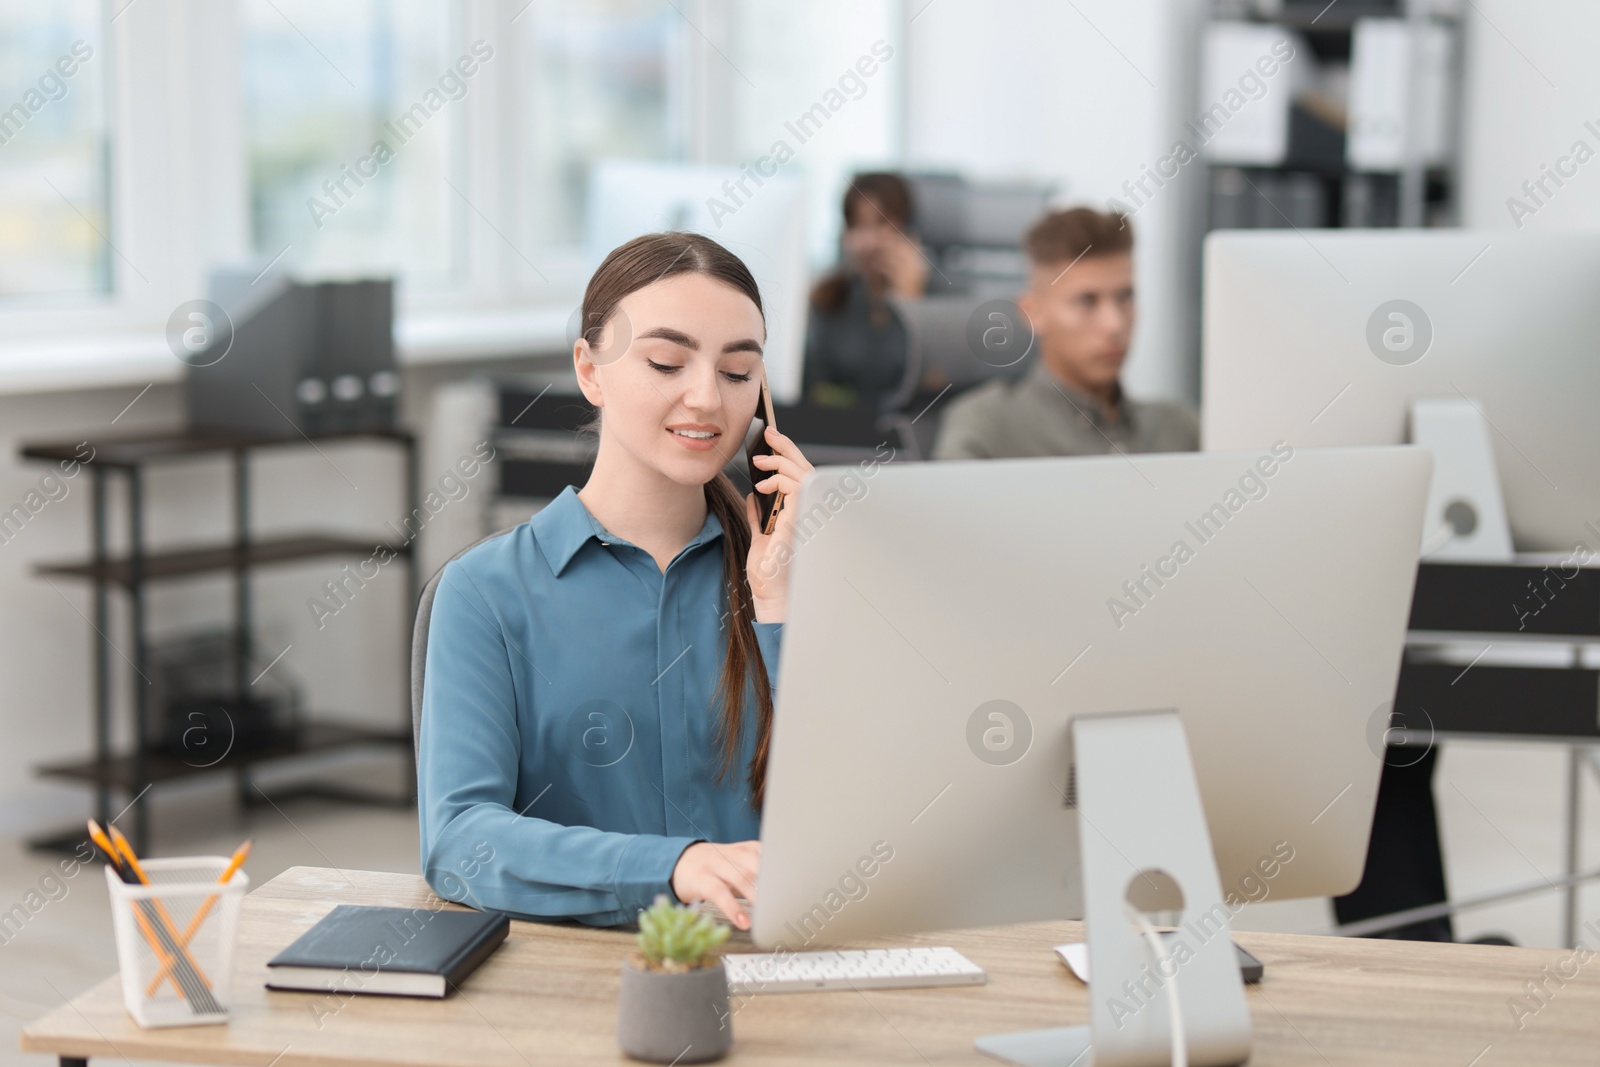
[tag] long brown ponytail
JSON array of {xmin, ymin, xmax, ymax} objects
[{"xmin": 580, "ymin": 232, "xmax": 775, "ymax": 808}]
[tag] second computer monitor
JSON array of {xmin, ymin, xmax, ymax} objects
[{"xmin": 1202, "ymin": 229, "xmax": 1600, "ymax": 552}]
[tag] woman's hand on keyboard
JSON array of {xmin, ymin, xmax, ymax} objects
[{"xmin": 671, "ymin": 840, "xmax": 760, "ymax": 931}]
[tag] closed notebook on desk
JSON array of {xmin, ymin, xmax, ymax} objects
[{"xmin": 266, "ymin": 904, "xmax": 509, "ymax": 997}]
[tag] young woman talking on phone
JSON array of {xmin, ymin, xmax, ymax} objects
[{"xmin": 418, "ymin": 233, "xmax": 812, "ymax": 930}]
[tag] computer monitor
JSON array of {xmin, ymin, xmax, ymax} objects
[
  {"xmin": 585, "ymin": 160, "xmax": 808, "ymax": 404},
  {"xmin": 1201, "ymin": 230, "xmax": 1600, "ymax": 552},
  {"xmin": 756, "ymin": 446, "xmax": 1427, "ymax": 943},
  {"xmin": 753, "ymin": 447, "xmax": 1429, "ymax": 1062}
]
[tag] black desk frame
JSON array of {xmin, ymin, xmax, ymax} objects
[{"xmin": 1378, "ymin": 559, "xmax": 1600, "ymax": 946}]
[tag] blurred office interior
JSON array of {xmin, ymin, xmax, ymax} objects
[{"xmin": 2, "ymin": 3, "xmax": 1599, "ymax": 1055}]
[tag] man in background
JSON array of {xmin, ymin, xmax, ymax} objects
[{"xmin": 931, "ymin": 207, "xmax": 1198, "ymax": 459}]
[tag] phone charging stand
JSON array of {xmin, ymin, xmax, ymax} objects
[{"xmin": 975, "ymin": 710, "xmax": 1252, "ymax": 1067}]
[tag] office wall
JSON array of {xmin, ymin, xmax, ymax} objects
[
  {"xmin": 1458, "ymin": 1, "xmax": 1600, "ymax": 232},
  {"xmin": 903, "ymin": 0, "xmax": 1207, "ymax": 403}
]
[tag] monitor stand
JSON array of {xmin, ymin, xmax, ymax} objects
[
  {"xmin": 975, "ymin": 710, "xmax": 1253, "ymax": 1067},
  {"xmin": 1412, "ymin": 397, "xmax": 1513, "ymax": 562}
]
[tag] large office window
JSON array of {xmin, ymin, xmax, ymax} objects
[
  {"xmin": 0, "ymin": 2, "xmax": 912, "ymax": 352},
  {"xmin": 242, "ymin": 0, "xmax": 458, "ymax": 284},
  {"xmin": 519, "ymin": 0, "xmax": 682, "ymax": 251},
  {"xmin": 0, "ymin": 1, "xmax": 109, "ymax": 302}
]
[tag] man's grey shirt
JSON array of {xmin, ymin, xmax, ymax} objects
[{"xmin": 930, "ymin": 362, "xmax": 1200, "ymax": 460}]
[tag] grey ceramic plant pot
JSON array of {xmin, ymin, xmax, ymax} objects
[{"xmin": 617, "ymin": 958, "xmax": 732, "ymax": 1064}]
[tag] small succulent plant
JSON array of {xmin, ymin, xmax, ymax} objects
[{"xmin": 635, "ymin": 895, "xmax": 730, "ymax": 973}]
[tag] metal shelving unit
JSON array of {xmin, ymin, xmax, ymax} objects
[
  {"xmin": 21, "ymin": 428, "xmax": 420, "ymax": 856},
  {"xmin": 1204, "ymin": 0, "xmax": 1463, "ymax": 232}
]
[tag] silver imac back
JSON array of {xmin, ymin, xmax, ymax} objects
[
  {"xmin": 754, "ymin": 446, "xmax": 1431, "ymax": 949},
  {"xmin": 1201, "ymin": 229, "xmax": 1600, "ymax": 552}
]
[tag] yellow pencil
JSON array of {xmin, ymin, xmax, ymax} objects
[
  {"xmin": 90, "ymin": 820, "xmax": 189, "ymax": 1000},
  {"xmin": 107, "ymin": 825, "xmax": 215, "ymax": 990},
  {"xmin": 144, "ymin": 839, "xmax": 251, "ymax": 996},
  {"xmin": 85, "ymin": 820, "xmax": 120, "ymax": 870}
]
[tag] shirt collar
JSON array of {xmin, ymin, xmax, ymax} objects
[
  {"xmin": 1027, "ymin": 362, "xmax": 1131, "ymax": 430},
  {"xmin": 531, "ymin": 485, "xmax": 725, "ymax": 577}
]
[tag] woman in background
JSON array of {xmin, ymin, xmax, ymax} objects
[{"xmin": 803, "ymin": 172, "xmax": 930, "ymax": 412}]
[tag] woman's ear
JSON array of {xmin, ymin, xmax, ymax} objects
[{"xmin": 573, "ymin": 340, "xmax": 604, "ymax": 408}]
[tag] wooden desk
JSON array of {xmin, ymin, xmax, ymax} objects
[{"xmin": 22, "ymin": 866, "xmax": 1600, "ymax": 1065}]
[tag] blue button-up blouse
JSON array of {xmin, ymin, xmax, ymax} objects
[{"xmin": 417, "ymin": 486, "xmax": 783, "ymax": 926}]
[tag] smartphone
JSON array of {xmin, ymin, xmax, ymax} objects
[
  {"xmin": 1056, "ymin": 938, "xmax": 1264, "ymax": 984},
  {"xmin": 744, "ymin": 375, "xmax": 785, "ymax": 536},
  {"xmin": 1236, "ymin": 942, "xmax": 1264, "ymax": 983}
]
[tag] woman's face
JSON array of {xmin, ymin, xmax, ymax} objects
[
  {"xmin": 842, "ymin": 195, "xmax": 902, "ymax": 273},
  {"xmin": 575, "ymin": 272, "xmax": 766, "ymax": 488}
]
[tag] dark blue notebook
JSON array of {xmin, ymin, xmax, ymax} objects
[{"xmin": 266, "ymin": 904, "xmax": 509, "ymax": 997}]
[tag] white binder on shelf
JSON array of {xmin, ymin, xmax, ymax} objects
[
  {"xmin": 1198, "ymin": 22, "xmax": 1311, "ymax": 167},
  {"xmin": 1347, "ymin": 18, "xmax": 1454, "ymax": 172}
]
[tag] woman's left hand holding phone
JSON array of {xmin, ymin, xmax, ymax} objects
[{"xmin": 746, "ymin": 425, "xmax": 814, "ymax": 623}]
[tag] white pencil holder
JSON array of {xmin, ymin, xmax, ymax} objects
[{"xmin": 105, "ymin": 857, "xmax": 249, "ymax": 1028}]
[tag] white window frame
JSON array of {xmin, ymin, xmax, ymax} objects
[
  {"xmin": 0, "ymin": 0, "xmax": 906, "ymax": 389},
  {"xmin": 0, "ymin": 1, "xmax": 248, "ymax": 388}
]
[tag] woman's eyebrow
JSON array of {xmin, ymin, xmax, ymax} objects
[
  {"xmin": 637, "ymin": 326, "xmax": 698, "ymax": 348},
  {"xmin": 636, "ymin": 327, "xmax": 763, "ymax": 356}
]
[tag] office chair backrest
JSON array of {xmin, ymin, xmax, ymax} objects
[
  {"xmin": 886, "ymin": 293, "xmax": 1034, "ymax": 412},
  {"xmin": 411, "ymin": 526, "xmax": 520, "ymax": 758}
]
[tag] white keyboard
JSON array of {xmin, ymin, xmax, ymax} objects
[{"xmin": 721, "ymin": 947, "xmax": 986, "ymax": 994}]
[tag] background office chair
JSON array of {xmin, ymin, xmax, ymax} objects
[
  {"xmin": 411, "ymin": 526, "xmax": 520, "ymax": 757},
  {"xmin": 903, "ymin": 172, "xmax": 1053, "ymax": 298},
  {"xmin": 885, "ymin": 293, "xmax": 1037, "ymax": 458}
]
